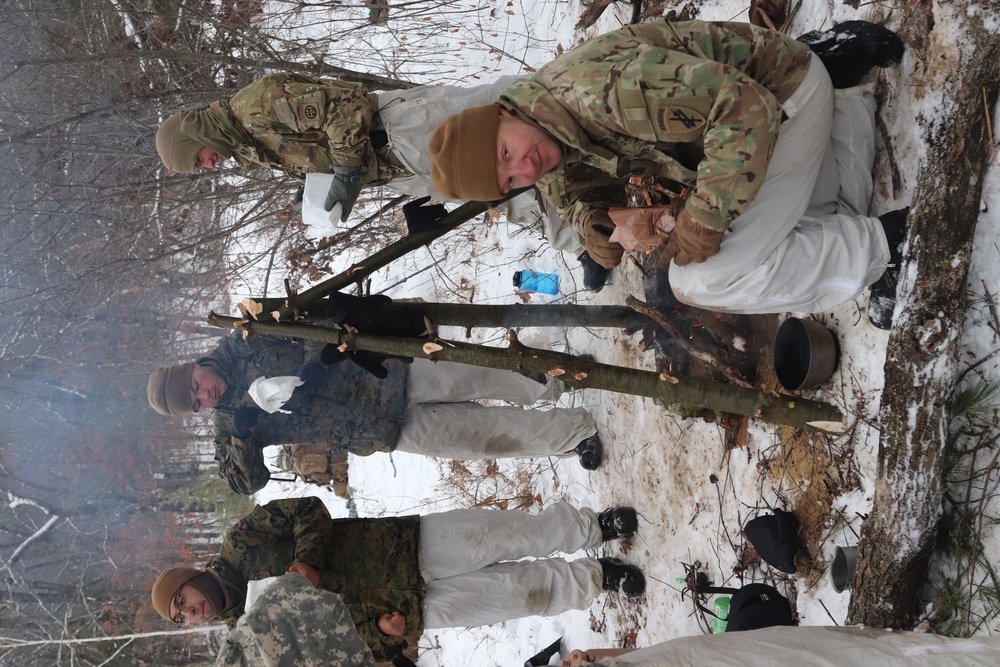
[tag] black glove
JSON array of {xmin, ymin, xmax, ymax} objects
[
  {"xmin": 325, "ymin": 166, "xmax": 362, "ymax": 221},
  {"xmin": 291, "ymin": 185, "xmax": 304, "ymax": 212},
  {"xmin": 325, "ymin": 292, "xmax": 425, "ymax": 338},
  {"xmin": 381, "ymin": 640, "xmax": 417, "ymax": 667},
  {"xmin": 402, "ymin": 196, "xmax": 448, "ymax": 234},
  {"xmin": 298, "ymin": 362, "xmax": 328, "ymax": 391},
  {"xmin": 320, "ymin": 343, "xmax": 349, "ymax": 366},
  {"xmin": 348, "ymin": 351, "xmax": 390, "ymax": 379},
  {"xmin": 321, "ymin": 343, "xmax": 392, "ymax": 379},
  {"xmin": 231, "ymin": 406, "xmax": 262, "ymax": 440}
]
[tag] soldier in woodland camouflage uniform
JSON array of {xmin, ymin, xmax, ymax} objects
[
  {"xmin": 151, "ymin": 497, "xmax": 645, "ymax": 654},
  {"xmin": 429, "ymin": 19, "xmax": 907, "ymax": 315},
  {"xmin": 146, "ymin": 322, "xmax": 602, "ymax": 495}
]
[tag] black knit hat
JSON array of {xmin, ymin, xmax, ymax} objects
[{"xmin": 744, "ymin": 508, "xmax": 800, "ymax": 574}]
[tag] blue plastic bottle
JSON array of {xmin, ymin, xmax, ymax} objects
[{"xmin": 513, "ymin": 270, "xmax": 559, "ymax": 295}]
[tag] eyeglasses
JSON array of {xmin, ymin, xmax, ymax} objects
[{"xmin": 171, "ymin": 589, "xmax": 188, "ymax": 627}]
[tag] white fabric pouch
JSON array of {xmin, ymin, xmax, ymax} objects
[
  {"xmin": 247, "ymin": 376, "xmax": 305, "ymax": 414},
  {"xmin": 301, "ymin": 173, "xmax": 341, "ymax": 239}
]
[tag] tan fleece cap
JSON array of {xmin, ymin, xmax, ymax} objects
[
  {"xmin": 147, "ymin": 363, "xmax": 194, "ymax": 415},
  {"xmin": 151, "ymin": 566, "xmax": 202, "ymax": 621},
  {"xmin": 156, "ymin": 112, "xmax": 202, "ymax": 173},
  {"xmin": 429, "ymin": 104, "xmax": 503, "ymax": 201}
]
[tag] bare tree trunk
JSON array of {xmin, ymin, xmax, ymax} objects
[
  {"xmin": 207, "ymin": 314, "xmax": 844, "ymax": 431},
  {"xmin": 847, "ymin": 23, "xmax": 1000, "ymax": 628},
  {"xmin": 255, "ymin": 299, "xmax": 652, "ymax": 330}
]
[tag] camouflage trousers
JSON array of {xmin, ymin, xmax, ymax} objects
[
  {"xmin": 395, "ymin": 360, "xmax": 596, "ymax": 460},
  {"xmin": 417, "ymin": 502, "xmax": 605, "ymax": 628},
  {"xmin": 669, "ymin": 53, "xmax": 889, "ymax": 314}
]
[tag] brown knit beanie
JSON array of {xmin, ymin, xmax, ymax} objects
[
  {"xmin": 147, "ymin": 363, "xmax": 194, "ymax": 416},
  {"xmin": 151, "ymin": 567, "xmax": 232, "ymax": 622},
  {"xmin": 151, "ymin": 567, "xmax": 202, "ymax": 621},
  {"xmin": 429, "ymin": 104, "xmax": 503, "ymax": 201},
  {"xmin": 156, "ymin": 112, "xmax": 203, "ymax": 173},
  {"xmin": 157, "ymin": 106, "xmax": 239, "ymax": 173}
]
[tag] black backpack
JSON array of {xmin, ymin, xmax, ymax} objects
[{"xmin": 695, "ymin": 582, "xmax": 795, "ymax": 632}]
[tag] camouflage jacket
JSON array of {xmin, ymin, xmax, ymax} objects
[
  {"xmin": 221, "ymin": 72, "xmax": 410, "ymax": 184},
  {"xmin": 500, "ymin": 19, "xmax": 812, "ymax": 235},
  {"xmin": 210, "ymin": 498, "xmax": 425, "ymax": 651},
  {"xmin": 215, "ymin": 573, "xmax": 377, "ymax": 667},
  {"xmin": 208, "ymin": 331, "xmax": 409, "ymax": 495}
]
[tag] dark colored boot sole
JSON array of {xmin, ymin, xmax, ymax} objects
[{"xmin": 798, "ymin": 20, "xmax": 904, "ymax": 88}]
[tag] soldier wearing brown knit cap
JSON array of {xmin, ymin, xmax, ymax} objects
[
  {"xmin": 146, "ymin": 331, "xmax": 603, "ymax": 495},
  {"xmin": 429, "ymin": 18, "xmax": 906, "ymax": 319},
  {"xmin": 146, "ymin": 363, "xmax": 195, "ymax": 416}
]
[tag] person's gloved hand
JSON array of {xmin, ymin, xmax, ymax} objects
[
  {"xmin": 325, "ymin": 292, "xmax": 425, "ymax": 338},
  {"xmin": 348, "ymin": 352, "xmax": 390, "ymax": 379},
  {"xmin": 320, "ymin": 343, "xmax": 349, "ymax": 366},
  {"xmin": 291, "ymin": 185, "xmax": 304, "ymax": 212},
  {"xmin": 403, "ymin": 196, "xmax": 448, "ymax": 234},
  {"xmin": 321, "ymin": 343, "xmax": 395, "ymax": 379},
  {"xmin": 663, "ymin": 208, "xmax": 725, "ymax": 266},
  {"xmin": 582, "ymin": 210, "xmax": 625, "ymax": 269},
  {"xmin": 231, "ymin": 406, "xmax": 262, "ymax": 440},
  {"xmin": 380, "ymin": 640, "xmax": 409, "ymax": 662},
  {"xmin": 324, "ymin": 166, "xmax": 362, "ymax": 222},
  {"xmin": 298, "ymin": 362, "xmax": 328, "ymax": 391}
]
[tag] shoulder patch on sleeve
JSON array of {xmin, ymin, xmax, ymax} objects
[
  {"xmin": 656, "ymin": 106, "xmax": 707, "ymax": 134},
  {"xmin": 273, "ymin": 91, "xmax": 326, "ymax": 131}
]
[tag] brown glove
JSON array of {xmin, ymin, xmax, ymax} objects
[
  {"xmin": 582, "ymin": 210, "xmax": 625, "ymax": 269},
  {"xmin": 662, "ymin": 208, "xmax": 724, "ymax": 266}
]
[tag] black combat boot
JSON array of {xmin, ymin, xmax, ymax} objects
[
  {"xmin": 573, "ymin": 434, "xmax": 604, "ymax": 470},
  {"xmin": 598, "ymin": 506, "xmax": 638, "ymax": 541},
  {"xmin": 579, "ymin": 251, "xmax": 612, "ymax": 292},
  {"xmin": 798, "ymin": 20, "xmax": 904, "ymax": 89},
  {"xmin": 868, "ymin": 208, "xmax": 910, "ymax": 330},
  {"xmin": 599, "ymin": 557, "xmax": 646, "ymax": 597}
]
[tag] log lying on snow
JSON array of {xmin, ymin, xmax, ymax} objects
[{"xmin": 846, "ymin": 23, "xmax": 999, "ymax": 627}]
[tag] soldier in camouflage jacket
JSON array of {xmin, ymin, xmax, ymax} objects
[
  {"xmin": 429, "ymin": 19, "xmax": 903, "ymax": 314},
  {"xmin": 156, "ymin": 73, "xmax": 403, "ymax": 184},
  {"xmin": 147, "ymin": 327, "xmax": 599, "ymax": 495},
  {"xmin": 215, "ymin": 574, "xmax": 379, "ymax": 667},
  {"xmin": 152, "ymin": 497, "xmax": 645, "ymax": 654},
  {"xmin": 153, "ymin": 73, "xmax": 594, "ymax": 266}
]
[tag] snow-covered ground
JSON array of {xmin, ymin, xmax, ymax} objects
[{"xmin": 251, "ymin": 1, "xmax": 1000, "ymax": 665}]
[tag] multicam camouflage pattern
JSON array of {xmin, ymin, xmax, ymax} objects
[
  {"xmin": 207, "ymin": 331, "xmax": 409, "ymax": 494},
  {"xmin": 215, "ymin": 574, "xmax": 378, "ymax": 667},
  {"xmin": 221, "ymin": 72, "xmax": 410, "ymax": 184},
  {"xmin": 500, "ymin": 20, "xmax": 812, "ymax": 235},
  {"xmin": 210, "ymin": 498, "xmax": 425, "ymax": 650}
]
